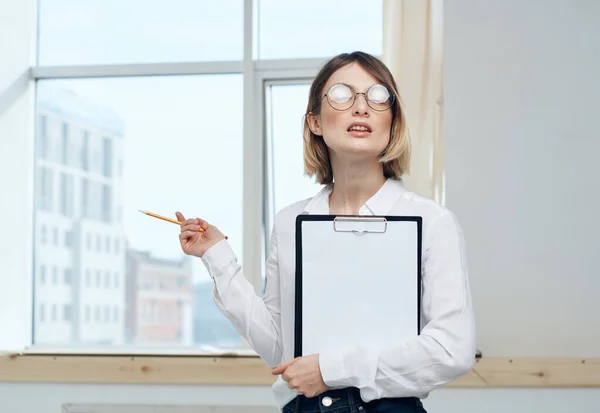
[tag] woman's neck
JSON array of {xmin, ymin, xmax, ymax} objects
[{"xmin": 328, "ymin": 155, "xmax": 387, "ymax": 215}]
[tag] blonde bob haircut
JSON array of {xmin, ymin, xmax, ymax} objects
[{"xmin": 303, "ymin": 51, "xmax": 411, "ymax": 185}]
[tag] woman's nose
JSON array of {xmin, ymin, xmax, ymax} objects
[{"xmin": 353, "ymin": 93, "xmax": 370, "ymax": 115}]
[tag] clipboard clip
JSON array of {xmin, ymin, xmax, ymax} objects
[{"xmin": 333, "ymin": 216, "xmax": 388, "ymax": 234}]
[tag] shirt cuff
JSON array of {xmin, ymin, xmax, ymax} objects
[
  {"xmin": 319, "ymin": 349, "xmax": 352, "ymax": 388},
  {"xmin": 200, "ymin": 239, "xmax": 237, "ymax": 277}
]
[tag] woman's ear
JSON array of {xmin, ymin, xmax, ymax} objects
[{"xmin": 306, "ymin": 112, "xmax": 323, "ymax": 136}]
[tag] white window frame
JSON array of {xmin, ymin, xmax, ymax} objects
[{"xmin": 1, "ymin": 0, "xmax": 342, "ymax": 356}]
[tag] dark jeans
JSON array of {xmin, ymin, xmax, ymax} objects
[{"xmin": 282, "ymin": 387, "xmax": 427, "ymax": 413}]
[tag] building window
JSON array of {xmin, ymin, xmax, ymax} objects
[
  {"xmin": 37, "ymin": 115, "xmax": 49, "ymax": 159},
  {"xmin": 39, "ymin": 265, "xmax": 46, "ymax": 284},
  {"xmin": 81, "ymin": 178, "xmax": 89, "ymax": 218},
  {"xmin": 64, "ymin": 268, "xmax": 72, "ymax": 285},
  {"xmin": 37, "ymin": 167, "xmax": 53, "ymax": 212},
  {"xmin": 60, "ymin": 172, "xmax": 74, "ymax": 217},
  {"xmin": 64, "ymin": 230, "xmax": 72, "ymax": 247},
  {"xmin": 102, "ymin": 184, "xmax": 112, "ymax": 223},
  {"xmin": 81, "ymin": 130, "xmax": 89, "ymax": 171},
  {"xmin": 61, "ymin": 122, "xmax": 69, "ymax": 165},
  {"xmin": 64, "ymin": 304, "xmax": 71, "ymax": 321},
  {"xmin": 52, "ymin": 266, "xmax": 58, "ymax": 285},
  {"xmin": 39, "ymin": 304, "xmax": 45, "ymax": 322},
  {"xmin": 102, "ymin": 137, "xmax": 112, "ymax": 178}
]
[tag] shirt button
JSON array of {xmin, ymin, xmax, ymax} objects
[{"xmin": 322, "ymin": 396, "xmax": 332, "ymax": 407}]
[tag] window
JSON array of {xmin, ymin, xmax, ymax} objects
[
  {"xmin": 40, "ymin": 265, "xmax": 46, "ymax": 284},
  {"xmin": 257, "ymin": 0, "xmax": 383, "ymax": 59},
  {"xmin": 37, "ymin": 0, "xmax": 244, "ymax": 66},
  {"xmin": 64, "ymin": 268, "xmax": 72, "ymax": 285},
  {"xmin": 64, "ymin": 229, "xmax": 72, "ymax": 247},
  {"xmin": 64, "ymin": 304, "xmax": 72, "ymax": 321},
  {"xmin": 37, "ymin": 167, "xmax": 53, "ymax": 211},
  {"xmin": 60, "ymin": 172, "xmax": 74, "ymax": 217},
  {"xmin": 82, "ymin": 130, "xmax": 90, "ymax": 171},
  {"xmin": 4, "ymin": 0, "xmax": 385, "ymax": 355},
  {"xmin": 39, "ymin": 304, "xmax": 46, "ymax": 322},
  {"xmin": 265, "ymin": 83, "xmax": 325, "ymax": 220},
  {"xmin": 61, "ymin": 122, "xmax": 69, "ymax": 165},
  {"xmin": 32, "ymin": 74, "xmax": 244, "ymax": 347},
  {"xmin": 102, "ymin": 137, "xmax": 112, "ymax": 178},
  {"xmin": 41, "ymin": 225, "xmax": 47, "ymax": 244},
  {"xmin": 38, "ymin": 115, "xmax": 49, "ymax": 159}
]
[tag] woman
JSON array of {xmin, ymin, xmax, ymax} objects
[{"xmin": 176, "ymin": 51, "xmax": 476, "ymax": 413}]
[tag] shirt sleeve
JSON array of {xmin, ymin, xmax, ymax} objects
[
  {"xmin": 200, "ymin": 225, "xmax": 283, "ymax": 367},
  {"xmin": 318, "ymin": 210, "xmax": 476, "ymax": 400}
]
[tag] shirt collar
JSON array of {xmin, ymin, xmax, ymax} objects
[{"xmin": 302, "ymin": 178, "xmax": 406, "ymax": 215}]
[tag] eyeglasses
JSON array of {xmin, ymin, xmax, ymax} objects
[{"xmin": 323, "ymin": 83, "xmax": 394, "ymax": 112}]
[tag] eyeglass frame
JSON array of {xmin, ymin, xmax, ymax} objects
[{"xmin": 321, "ymin": 83, "xmax": 396, "ymax": 112}]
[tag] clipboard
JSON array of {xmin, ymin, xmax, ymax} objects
[{"xmin": 294, "ymin": 214, "xmax": 422, "ymax": 358}]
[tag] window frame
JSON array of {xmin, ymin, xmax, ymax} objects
[{"xmin": 0, "ymin": 0, "xmax": 332, "ymax": 357}]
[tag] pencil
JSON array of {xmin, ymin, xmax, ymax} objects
[{"xmin": 138, "ymin": 210, "xmax": 228, "ymax": 240}]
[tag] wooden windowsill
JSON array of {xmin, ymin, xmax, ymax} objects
[{"xmin": 0, "ymin": 355, "xmax": 598, "ymax": 387}]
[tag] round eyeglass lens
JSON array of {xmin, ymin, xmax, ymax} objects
[
  {"xmin": 326, "ymin": 83, "xmax": 354, "ymax": 109},
  {"xmin": 367, "ymin": 84, "xmax": 392, "ymax": 110}
]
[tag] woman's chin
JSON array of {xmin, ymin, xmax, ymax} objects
[{"xmin": 334, "ymin": 143, "xmax": 384, "ymax": 159}]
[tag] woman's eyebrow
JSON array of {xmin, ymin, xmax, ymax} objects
[{"xmin": 337, "ymin": 82, "xmax": 379, "ymax": 91}]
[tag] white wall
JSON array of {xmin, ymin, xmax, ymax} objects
[
  {"xmin": 1, "ymin": 383, "xmax": 600, "ymax": 413},
  {"xmin": 1, "ymin": 0, "xmax": 599, "ymax": 412},
  {"xmin": 0, "ymin": 0, "xmax": 35, "ymax": 351},
  {"xmin": 444, "ymin": 0, "xmax": 600, "ymax": 358}
]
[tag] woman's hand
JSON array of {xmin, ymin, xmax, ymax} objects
[
  {"xmin": 271, "ymin": 354, "xmax": 328, "ymax": 398},
  {"xmin": 175, "ymin": 211, "xmax": 226, "ymax": 258}
]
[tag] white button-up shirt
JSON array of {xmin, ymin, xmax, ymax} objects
[{"xmin": 201, "ymin": 178, "xmax": 476, "ymax": 408}]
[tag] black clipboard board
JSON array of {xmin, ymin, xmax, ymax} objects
[{"xmin": 294, "ymin": 214, "xmax": 423, "ymax": 358}]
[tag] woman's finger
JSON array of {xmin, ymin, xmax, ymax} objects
[
  {"xmin": 195, "ymin": 218, "xmax": 209, "ymax": 230},
  {"xmin": 175, "ymin": 211, "xmax": 185, "ymax": 222},
  {"xmin": 179, "ymin": 230, "xmax": 198, "ymax": 240},
  {"xmin": 181, "ymin": 224, "xmax": 202, "ymax": 233}
]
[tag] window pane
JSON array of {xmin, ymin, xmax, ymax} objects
[
  {"xmin": 266, "ymin": 83, "xmax": 325, "ymax": 219},
  {"xmin": 38, "ymin": 0, "xmax": 243, "ymax": 66},
  {"xmin": 258, "ymin": 0, "xmax": 383, "ymax": 60},
  {"xmin": 33, "ymin": 74, "xmax": 243, "ymax": 349}
]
